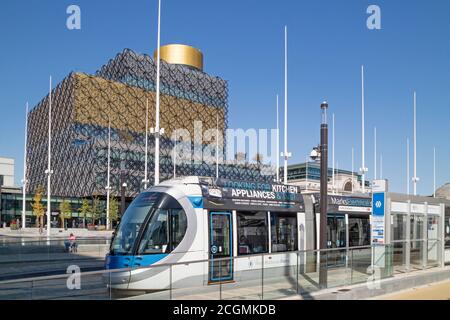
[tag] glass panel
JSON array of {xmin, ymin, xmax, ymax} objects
[
  {"xmin": 237, "ymin": 211, "xmax": 268, "ymax": 255},
  {"xmin": 271, "ymin": 213, "xmax": 298, "ymax": 252},
  {"xmin": 392, "ymin": 242, "xmax": 407, "ymax": 272},
  {"xmin": 350, "ymin": 247, "xmax": 372, "ymax": 284},
  {"xmin": 327, "ymin": 216, "xmax": 346, "ymax": 248},
  {"xmin": 445, "ymin": 208, "xmax": 450, "ymax": 249},
  {"xmin": 169, "ymin": 208, "xmax": 188, "ymax": 251},
  {"xmin": 392, "ymin": 214, "xmax": 407, "ymax": 241},
  {"xmin": 427, "ymin": 240, "xmax": 439, "ymax": 267},
  {"xmin": 138, "ymin": 209, "xmax": 169, "ymax": 254},
  {"xmin": 427, "ymin": 216, "xmax": 440, "ymax": 240},
  {"xmin": 410, "ymin": 240, "xmax": 424, "ymax": 270},
  {"xmin": 410, "ymin": 215, "xmax": 424, "ymax": 240},
  {"xmin": 326, "ymin": 216, "xmax": 346, "ymax": 267},
  {"xmin": 326, "ymin": 248, "xmax": 350, "ymax": 288},
  {"xmin": 262, "ymin": 252, "xmax": 297, "ymax": 299},
  {"xmin": 171, "ymin": 261, "xmax": 220, "ymax": 300},
  {"xmin": 222, "ymin": 256, "xmax": 263, "ymax": 300},
  {"xmin": 348, "ymin": 217, "xmax": 370, "ymax": 247},
  {"xmin": 110, "ymin": 192, "xmax": 160, "ymax": 255},
  {"xmin": 210, "ymin": 213, "xmax": 232, "ymax": 282}
]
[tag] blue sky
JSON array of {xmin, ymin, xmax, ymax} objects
[{"xmin": 1, "ymin": 0, "xmax": 449, "ymax": 195}]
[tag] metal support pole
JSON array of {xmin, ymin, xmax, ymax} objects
[
  {"xmin": 22, "ymin": 102, "xmax": 29, "ymax": 229},
  {"xmin": 154, "ymin": 0, "xmax": 162, "ymax": 186},
  {"xmin": 319, "ymin": 101, "xmax": 329, "ymax": 289},
  {"xmin": 46, "ymin": 76, "xmax": 53, "ymax": 238}
]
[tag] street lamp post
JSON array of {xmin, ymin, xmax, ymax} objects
[
  {"xmin": 319, "ymin": 101, "xmax": 329, "ymax": 289},
  {"xmin": 106, "ymin": 113, "xmax": 111, "ymax": 230}
]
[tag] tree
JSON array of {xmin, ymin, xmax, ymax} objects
[
  {"xmin": 91, "ymin": 196, "xmax": 103, "ymax": 226},
  {"xmin": 108, "ymin": 197, "xmax": 119, "ymax": 228},
  {"xmin": 253, "ymin": 153, "xmax": 264, "ymax": 165},
  {"xmin": 59, "ymin": 200, "xmax": 72, "ymax": 229},
  {"xmin": 235, "ymin": 152, "xmax": 247, "ymax": 165},
  {"xmin": 31, "ymin": 186, "xmax": 46, "ymax": 233},
  {"xmin": 78, "ymin": 199, "xmax": 91, "ymax": 228}
]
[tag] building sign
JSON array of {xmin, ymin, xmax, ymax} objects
[
  {"xmin": 327, "ymin": 195, "xmax": 372, "ymax": 214},
  {"xmin": 371, "ymin": 192, "xmax": 385, "ymax": 244},
  {"xmin": 372, "ymin": 179, "xmax": 388, "ymax": 193},
  {"xmin": 200, "ymin": 178, "xmax": 304, "ymax": 212}
]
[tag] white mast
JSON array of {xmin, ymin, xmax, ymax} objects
[
  {"xmin": 216, "ymin": 114, "xmax": 219, "ymax": 179},
  {"xmin": 143, "ymin": 99, "xmax": 149, "ymax": 189},
  {"xmin": 433, "ymin": 147, "xmax": 436, "ymax": 198},
  {"xmin": 106, "ymin": 111, "xmax": 111, "ymax": 230},
  {"xmin": 351, "ymin": 147, "xmax": 354, "ymax": 193},
  {"xmin": 21, "ymin": 102, "xmax": 29, "ymax": 229},
  {"xmin": 305, "ymin": 156, "xmax": 308, "ymax": 192},
  {"xmin": 407, "ymin": 137, "xmax": 410, "ymax": 195},
  {"xmin": 374, "ymin": 127, "xmax": 377, "ymax": 180},
  {"xmin": 45, "ymin": 76, "xmax": 53, "ymax": 237},
  {"xmin": 282, "ymin": 25, "xmax": 291, "ymax": 184},
  {"xmin": 360, "ymin": 66, "xmax": 368, "ymax": 193},
  {"xmin": 412, "ymin": 91, "xmax": 419, "ymax": 195},
  {"xmin": 173, "ymin": 140, "xmax": 176, "ymax": 178},
  {"xmin": 154, "ymin": 0, "xmax": 162, "ymax": 185},
  {"xmin": 332, "ymin": 113, "xmax": 335, "ymax": 193},
  {"xmin": 276, "ymin": 94, "xmax": 280, "ymax": 182}
]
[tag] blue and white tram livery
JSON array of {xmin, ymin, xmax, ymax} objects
[{"xmin": 105, "ymin": 176, "xmax": 307, "ymax": 291}]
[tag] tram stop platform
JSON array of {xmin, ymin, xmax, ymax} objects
[{"xmin": 123, "ymin": 266, "xmax": 450, "ymax": 300}]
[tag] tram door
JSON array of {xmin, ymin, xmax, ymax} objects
[
  {"xmin": 209, "ymin": 212, "xmax": 233, "ymax": 283},
  {"xmin": 327, "ymin": 215, "xmax": 347, "ymax": 267}
]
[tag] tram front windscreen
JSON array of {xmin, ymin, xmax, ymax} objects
[{"xmin": 110, "ymin": 192, "xmax": 161, "ymax": 255}]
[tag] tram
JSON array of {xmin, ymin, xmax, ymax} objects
[{"xmin": 105, "ymin": 176, "xmax": 372, "ymax": 290}]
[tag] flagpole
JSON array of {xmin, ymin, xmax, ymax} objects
[
  {"xmin": 433, "ymin": 147, "xmax": 436, "ymax": 198},
  {"xmin": 276, "ymin": 94, "xmax": 280, "ymax": 182},
  {"xmin": 21, "ymin": 102, "xmax": 29, "ymax": 229},
  {"xmin": 332, "ymin": 113, "xmax": 335, "ymax": 194},
  {"xmin": 46, "ymin": 76, "xmax": 53, "ymax": 238},
  {"xmin": 360, "ymin": 66, "xmax": 368, "ymax": 193},
  {"xmin": 407, "ymin": 137, "xmax": 410, "ymax": 195},
  {"xmin": 412, "ymin": 91, "xmax": 419, "ymax": 195},
  {"xmin": 143, "ymin": 99, "xmax": 149, "ymax": 189},
  {"xmin": 106, "ymin": 111, "xmax": 111, "ymax": 230},
  {"xmin": 374, "ymin": 127, "xmax": 377, "ymax": 180},
  {"xmin": 282, "ymin": 25, "xmax": 291, "ymax": 184},
  {"xmin": 351, "ymin": 147, "xmax": 354, "ymax": 194},
  {"xmin": 154, "ymin": 0, "xmax": 162, "ymax": 185},
  {"xmin": 216, "ymin": 114, "xmax": 219, "ymax": 179}
]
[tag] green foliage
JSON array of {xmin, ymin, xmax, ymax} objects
[
  {"xmin": 59, "ymin": 200, "xmax": 72, "ymax": 228},
  {"xmin": 31, "ymin": 186, "xmax": 46, "ymax": 228},
  {"xmin": 91, "ymin": 196, "xmax": 103, "ymax": 225},
  {"xmin": 78, "ymin": 199, "xmax": 91, "ymax": 227},
  {"xmin": 109, "ymin": 197, "xmax": 119, "ymax": 224}
]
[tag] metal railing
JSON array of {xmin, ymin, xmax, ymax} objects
[{"xmin": 0, "ymin": 244, "xmax": 400, "ymax": 300}]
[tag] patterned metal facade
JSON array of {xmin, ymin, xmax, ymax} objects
[{"xmin": 27, "ymin": 49, "xmax": 275, "ymax": 198}]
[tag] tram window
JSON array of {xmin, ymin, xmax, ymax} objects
[
  {"xmin": 110, "ymin": 192, "xmax": 160, "ymax": 255},
  {"xmin": 445, "ymin": 207, "xmax": 450, "ymax": 248},
  {"xmin": 138, "ymin": 209, "xmax": 169, "ymax": 254},
  {"xmin": 138, "ymin": 195, "xmax": 188, "ymax": 255},
  {"xmin": 170, "ymin": 208, "xmax": 188, "ymax": 251},
  {"xmin": 348, "ymin": 217, "xmax": 370, "ymax": 247},
  {"xmin": 237, "ymin": 211, "xmax": 268, "ymax": 255},
  {"xmin": 271, "ymin": 213, "xmax": 298, "ymax": 252}
]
